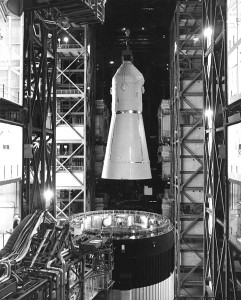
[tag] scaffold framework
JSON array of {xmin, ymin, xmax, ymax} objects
[{"xmin": 170, "ymin": 1, "xmax": 204, "ymax": 298}]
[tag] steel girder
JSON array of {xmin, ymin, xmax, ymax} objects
[
  {"xmin": 22, "ymin": 1, "xmax": 103, "ymax": 219},
  {"xmin": 22, "ymin": 10, "xmax": 57, "ymax": 217},
  {"xmin": 85, "ymin": 25, "xmax": 97, "ymax": 212},
  {"xmin": 203, "ymin": 0, "xmax": 241, "ymax": 299},
  {"xmin": 170, "ymin": 1, "xmax": 205, "ymax": 298},
  {"xmin": 21, "ymin": 0, "xmax": 106, "ymax": 25},
  {"xmin": 55, "ymin": 24, "xmax": 96, "ymax": 218},
  {"xmin": 55, "ymin": 26, "xmax": 87, "ymax": 219}
]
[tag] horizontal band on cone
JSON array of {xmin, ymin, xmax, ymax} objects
[{"xmin": 116, "ymin": 110, "xmax": 141, "ymax": 114}]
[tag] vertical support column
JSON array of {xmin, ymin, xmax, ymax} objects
[
  {"xmin": 40, "ymin": 25, "xmax": 47, "ymax": 210},
  {"xmin": 202, "ymin": 0, "xmax": 239, "ymax": 298},
  {"xmin": 170, "ymin": 1, "xmax": 204, "ymax": 298},
  {"xmin": 23, "ymin": 11, "xmax": 32, "ymax": 215},
  {"xmin": 84, "ymin": 26, "xmax": 87, "ymax": 213},
  {"xmin": 22, "ymin": 10, "xmax": 57, "ymax": 217},
  {"xmin": 55, "ymin": 25, "xmax": 94, "ymax": 217},
  {"xmin": 85, "ymin": 24, "xmax": 96, "ymax": 212}
]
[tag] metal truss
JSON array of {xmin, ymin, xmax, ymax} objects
[
  {"xmin": 203, "ymin": 0, "xmax": 241, "ymax": 299},
  {"xmin": 22, "ymin": 0, "xmax": 106, "ymax": 25},
  {"xmin": 55, "ymin": 25, "xmax": 87, "ymax": 219},
  {"xmin": 21, "ymin": 1, "xmax": 105, "ymax": 219},
  {"xmin": 22, "ymin": 9, "xmax": 58, "ymax": 217},
  {"xmin": 170, "ymin": 1, "xmax": 205, "ymax": 298},
  {"xmin": 55, "ymin": 25, "xmax": 96, "ymax": 218}
]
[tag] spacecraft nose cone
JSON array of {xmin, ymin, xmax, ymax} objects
[{"xmin": 102, "ymin": 61, "xmax": 151, "ymax": 180}]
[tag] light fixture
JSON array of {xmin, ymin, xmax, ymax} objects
[
  {"xmin": 130, "ymin": 230, "xmax": 136, "ymax": 239},
  {"xmin": 64, "ymin": 145, "xmax": 68, "ymax": 155},
  {"xmin": 43, "ymin": 189, "xmax": 54, "ymax": 209},
  {"xmin": 205, "ymin": 108, "xmax": 213, "ymax": 118},
  {"xmin": 44, "ymin": 189, "xmax": 53, "ymax": 201},
  {"xmin": 63, "ymin": 36, "xmax": 69, "ymax": 44},
  {"xmin": 203, "ymin": 27, "xmax": 212, "ymax": 38},
  {"xmin": 87, "ymin": 44, "xmax": 90, "ymax": 54}
]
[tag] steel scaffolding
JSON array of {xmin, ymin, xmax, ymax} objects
[
  {"xmin": 22, "ymin": 9, "xmax": 57, "ymax": 217},
  {"xmin": 20, "ymin": 1, "xmax": 105, "ymax": 218},
  {"xmin": 170, "ymin": 1, "xmax": 205, "ymax": 298},
  {"xmin": 55, "ymin": 26, "xmax": 88, "ymax": 218},
  {"xmin": 171, "ymin": 0, "xmax": 241, "ymax": 298},
  {"xmin": 55, "ymin": 24, "xmax": 97, "ymax": 218},
  {"xmin": 203, "ymin": 0, "xmax": 241, "ymax": 298}
]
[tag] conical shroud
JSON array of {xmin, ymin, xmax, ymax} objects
[{"xmin": 102, "ymin": 60, "xmax": 151, "ymax": 180}]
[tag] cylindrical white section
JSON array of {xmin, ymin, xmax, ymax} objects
[
  {"xmin": 102, "ymin": 60, "xmax": 151, "ymax": 180},
  {"xmin": 108, "ymin": 272, "xmax": 174, "ymax": 300},
  {"xmin": 102, "ymin": 112, "xmax": 151, "ymax": 179},
  {"xmin": 112, "ymin": 61, "xmax": 144, "ymax": 112}
]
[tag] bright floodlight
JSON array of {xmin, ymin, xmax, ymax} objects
[
  {"xmin": 44, "ymin": 189, "xmax": 54, "ymax": 202},
  {"xmin": 63, "ymin": 36, "xmax": 69, "ymax": 43},
  {"xmin": 204, "ymin": 27, "xmax": 212, "ymax": 38},
  {"xmin": 205, "ymin": 108, "xmax": 213, "ymax": 118}
]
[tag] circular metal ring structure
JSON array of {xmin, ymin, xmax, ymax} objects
[
  {"xmin": 69, "ymin": 209, "xmax": 173, "ymax": 239},
  {"xmin": 69, "ymin": 210, "xmax": 174, "ymax": 300}
]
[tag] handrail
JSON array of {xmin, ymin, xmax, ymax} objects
[
  {"xmin": 0, "ymin": 232, "xmax": 11, "ymax": 249},
  {"xmin": 0, "ymin": 261, "xmax": 11, "ymax": 283},
  {"xmin": 0, "ymin": 164, "xmax": 20, "ymax": 181},
  {"xmin": 0, "ymin": 84, "xmax": 20, "ymax": 102}
]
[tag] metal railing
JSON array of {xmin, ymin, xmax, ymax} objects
[
  {"xmin": 56, "ymin": 88, "xmax": 84, "ymax": 94},
  {"xmin": 0, "ymin": 232, "xmax": 11, "ymax": 249},
  {"xmin": 0, "ymin": 164, "xmax": 20, "ymax": 181},
  {"xmin": 57, "ymin": 43, "xmax": 83, "ymax": 49},
  {"xmin": 0, "ymin": 83, "xmax": 20, "ymax": 103}
]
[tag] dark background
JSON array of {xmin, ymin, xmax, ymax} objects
[{"xmin": 95, "ymin": 0, "xmax": 176, "ymax": 210}]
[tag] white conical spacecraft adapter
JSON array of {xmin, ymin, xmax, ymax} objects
[{"xmin": 101, "ymin": 58, "xmax": 152, "ymax": 180}]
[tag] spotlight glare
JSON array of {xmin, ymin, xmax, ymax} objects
[
  {"xmin": 44, "ymin": 189, "xmax": 54, "ymax": 202},
  {"xmin": 204, "ymin": 27, "xmax": 212, "ymax": 38},
  {"xmin": 205, "ymin": 109, "xmax": 213, "ymax": 118},
  {"xmin": 63, "ymin": 36, "xmax": 69, "ymax": 43}
]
